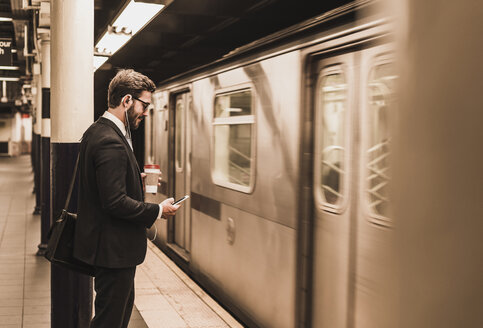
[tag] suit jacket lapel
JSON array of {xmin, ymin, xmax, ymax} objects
[
  {"xmin": 98, "ymin": 117, "xmax": 131, "ymax": 149},
  {"xmin": 97, "ymin": 117, "xmax": 143, "ymax": 190}
]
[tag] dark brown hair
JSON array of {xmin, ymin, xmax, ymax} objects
[{"xmin": 107, "ymin": 69, "xmax": 155, "ymax": 108}]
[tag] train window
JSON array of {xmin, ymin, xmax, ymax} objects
[
  {"xmin": 175, "ymin": 94, "xmax": 185, "ymax": 171},
  {"xmin": 316, "ymin": 66, "xmax": 348, "ymax": 207},
  {"xmin": 212, "ymin": 89, "xmax": 254, "ymax": 192},
  {"xmin": 366, "ymin": 59, "xmax": 396, "ymax": 219}
]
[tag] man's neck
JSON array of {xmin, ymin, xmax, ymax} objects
[{"xmin": 107, "ymin": 107, "xmax": 126, "ymax": 125}]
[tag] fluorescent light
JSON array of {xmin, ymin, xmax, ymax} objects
[
  {"xmin": 94, "ymin": 0, "xmax": 164, "ymax": 58},
  {"xmin": 96, "ymin": 33, "xmax": 131, "ymax": 56},
  {"xmin": 113, "ymin": 1, "xmax": 163, "ymax": 35},
  {"xmin": 0, "ymin": 17, "xmax": 12, "ymax": 22},
  {"xmin": 0, "ymin": 77, "xmax": 19, "ymax": 81},
  {"xmin": 94, "ymin": 56, "xmax": 109, "ymax": 71}
]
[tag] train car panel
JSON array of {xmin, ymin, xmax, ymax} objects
[
  {"xmin": 191, "ymin": 204, "xmax": 296, "ymax": 328},
  {"xmin": 190, "ymin": 52, "xmax": 301, "ymax": 229}
]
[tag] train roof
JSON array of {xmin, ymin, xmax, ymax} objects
[{"xmin": 155, "ymin": 0, "xmax": 377, "ymax": 88}]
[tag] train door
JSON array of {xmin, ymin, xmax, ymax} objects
[
  {"xmin": 170, "ymin": 90, "xmax": 192, "ymax": 258},
  {"xmin": 310, "ymin": 43, "xmax": 395, "ymax": 328},
  {"xmin": 311, "ymin": 52, "xmax": 356, "ymax": 328},
  {"xmin": 353, "ymin": 44, "xmax": 396, "ymax": 328}
]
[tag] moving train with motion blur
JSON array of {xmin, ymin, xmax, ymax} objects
[{"xmin": 143, "ymin": 1, "xmax": 397, "ymax": 327}]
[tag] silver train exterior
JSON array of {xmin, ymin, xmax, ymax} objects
[{"xmin": 143, "ymin": 2, "xmax": 397, "ymax": 327}]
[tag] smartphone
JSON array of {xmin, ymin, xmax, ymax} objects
[{"xmin": 172, "ymin": 195, "xmax": 189, "ymax": 206}]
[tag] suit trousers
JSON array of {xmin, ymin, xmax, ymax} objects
[{"xmin": 90, "ymin": 266, "xmax": 137, "ymax": 328}]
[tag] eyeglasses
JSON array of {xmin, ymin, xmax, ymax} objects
[{"xmin": 132, "ymin": 96, "xmax": 151, "ymax": 112}]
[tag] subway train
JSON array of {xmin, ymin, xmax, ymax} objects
[{"xmin": 143, "ymin": 1, "xmax": 396, "ymax": 327}]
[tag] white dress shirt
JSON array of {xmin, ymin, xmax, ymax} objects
[
  {"xmin": 102, "ymin": 111, "xmax": 133, "ymax": 150},
  {"xmin": 102, "ymin": 111, "xmax": 163, "ymax": 219}
]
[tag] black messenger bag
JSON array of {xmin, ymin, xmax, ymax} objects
[{"xmin": 44, "ymin": 155, "xmax": 96, "ymax": 276}]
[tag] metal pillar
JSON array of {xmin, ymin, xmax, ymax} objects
[
  {"xmin": 394, "ymin": 1, "xmax": 483, "ymax": 327},
  {"xmin": 37, "ymin": 34, "xmax": 51, "ymax": 256},
  {"xmin": 33, "ymin": 71, "xmax": 41, "ymax": 214},
  {"xmin": 50, "ymin": 0, "xmax": 94, "ymax": 326}
]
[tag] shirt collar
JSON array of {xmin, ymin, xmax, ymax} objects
[{"xmin": 102, "ymin": 111, "xmax": 128, "ymax": 137}]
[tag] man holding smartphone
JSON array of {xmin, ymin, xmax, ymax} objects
[{"xmin": 73, "ymin": 69, "xmax": 180, "ymax": 328}]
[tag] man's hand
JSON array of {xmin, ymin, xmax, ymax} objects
[{"xmin": 160, "ymin": 198, "xmax": 180, "ymax": 218}]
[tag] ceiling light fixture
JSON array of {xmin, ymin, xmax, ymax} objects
[
  {"xmin": 93, "ymin": 56, "xmax": 109, "ymax": 71},
  {"xmin": 94, "ymin": 0, "xmax": 165, "ymax": 71}
]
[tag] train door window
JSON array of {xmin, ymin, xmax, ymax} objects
[
  {"xmin": 366, "ymin": 57, "xmax": 396, "ymax": 219},
  {"xmin": 315, "ymin": 65, "xmax": 348, "ymax": 209},
  {"xmin": 175, "ymin": 94, "xmax": 185, "ymax": 171},
  {"xmin": 212, "ymin": 88, "xmax": 255, "ymax": 193}
]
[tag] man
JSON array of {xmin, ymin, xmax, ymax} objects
[{"xmin": 73, "ymin": 69, "xmax": 179, "ymax": 328}]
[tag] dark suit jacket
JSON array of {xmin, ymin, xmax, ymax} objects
[{"xmin": 73, "ymin": 116, "xmax": 159, "ymax": 268}]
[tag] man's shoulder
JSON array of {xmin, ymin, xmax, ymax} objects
[
  {"xmin": 85, "ymin": 118, "xmax": 119, "ymax": 137},
  {"xmin": 82, "ymin": 119, "xmax": 121, "ymax": 146}
]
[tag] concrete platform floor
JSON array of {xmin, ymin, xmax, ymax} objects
[{"xmin": 0, "ymin": 155, "xmax": 243, "ymax": 328}]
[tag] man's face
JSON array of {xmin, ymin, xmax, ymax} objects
[{"xmin": 127, "ymin": 90, "xmax": 152, "ymax": 130}]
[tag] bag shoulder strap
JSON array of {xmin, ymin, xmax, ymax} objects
[{"xmin": 64, "ymin": 154, "xmax": 80, "ymax": 210}]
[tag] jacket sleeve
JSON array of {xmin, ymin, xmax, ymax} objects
[{"xmin": 93, "ymin": 137, "xmax": 159, "ymax": 228}]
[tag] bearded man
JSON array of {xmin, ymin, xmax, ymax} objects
[{"xmin": 73, "ymin": 69, "xmax": 179, "ymax": 328}]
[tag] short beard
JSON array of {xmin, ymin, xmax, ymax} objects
[{"xmin": 126, "ymin": 103, "xmax": 140, "ymax": 130}]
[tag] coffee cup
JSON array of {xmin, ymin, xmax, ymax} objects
[{"xmin": 144, "ymin": 164, "xmax": 161, "ymax": 194}]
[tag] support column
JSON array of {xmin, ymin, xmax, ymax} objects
[
  {"xmin": 37, "ymin": 34, "xmax": 51, "ymax": 256},
  {"xmin": 394, "ymin": 1, "xmax": 483, "ymax": 327},
  {"xmin": 51, "ymin": 0, "xmax": 93, "ymax": 326},
  {"xmin": 32, "ymin": 71, "xmax": 41, "ymax": 214}
]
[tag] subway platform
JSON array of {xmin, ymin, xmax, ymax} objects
[{"xmin": 0, "ymin": 155, "xmax": 243, "ymax": 328}]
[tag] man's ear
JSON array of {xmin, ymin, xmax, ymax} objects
[{"xmin": 122, "ymin": 95, "xmax": 132, "ymax": 108}]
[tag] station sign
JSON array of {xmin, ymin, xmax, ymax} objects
[{"xmin": 0, "ymin": 39, "xmax": 13, "ymax": 66}]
